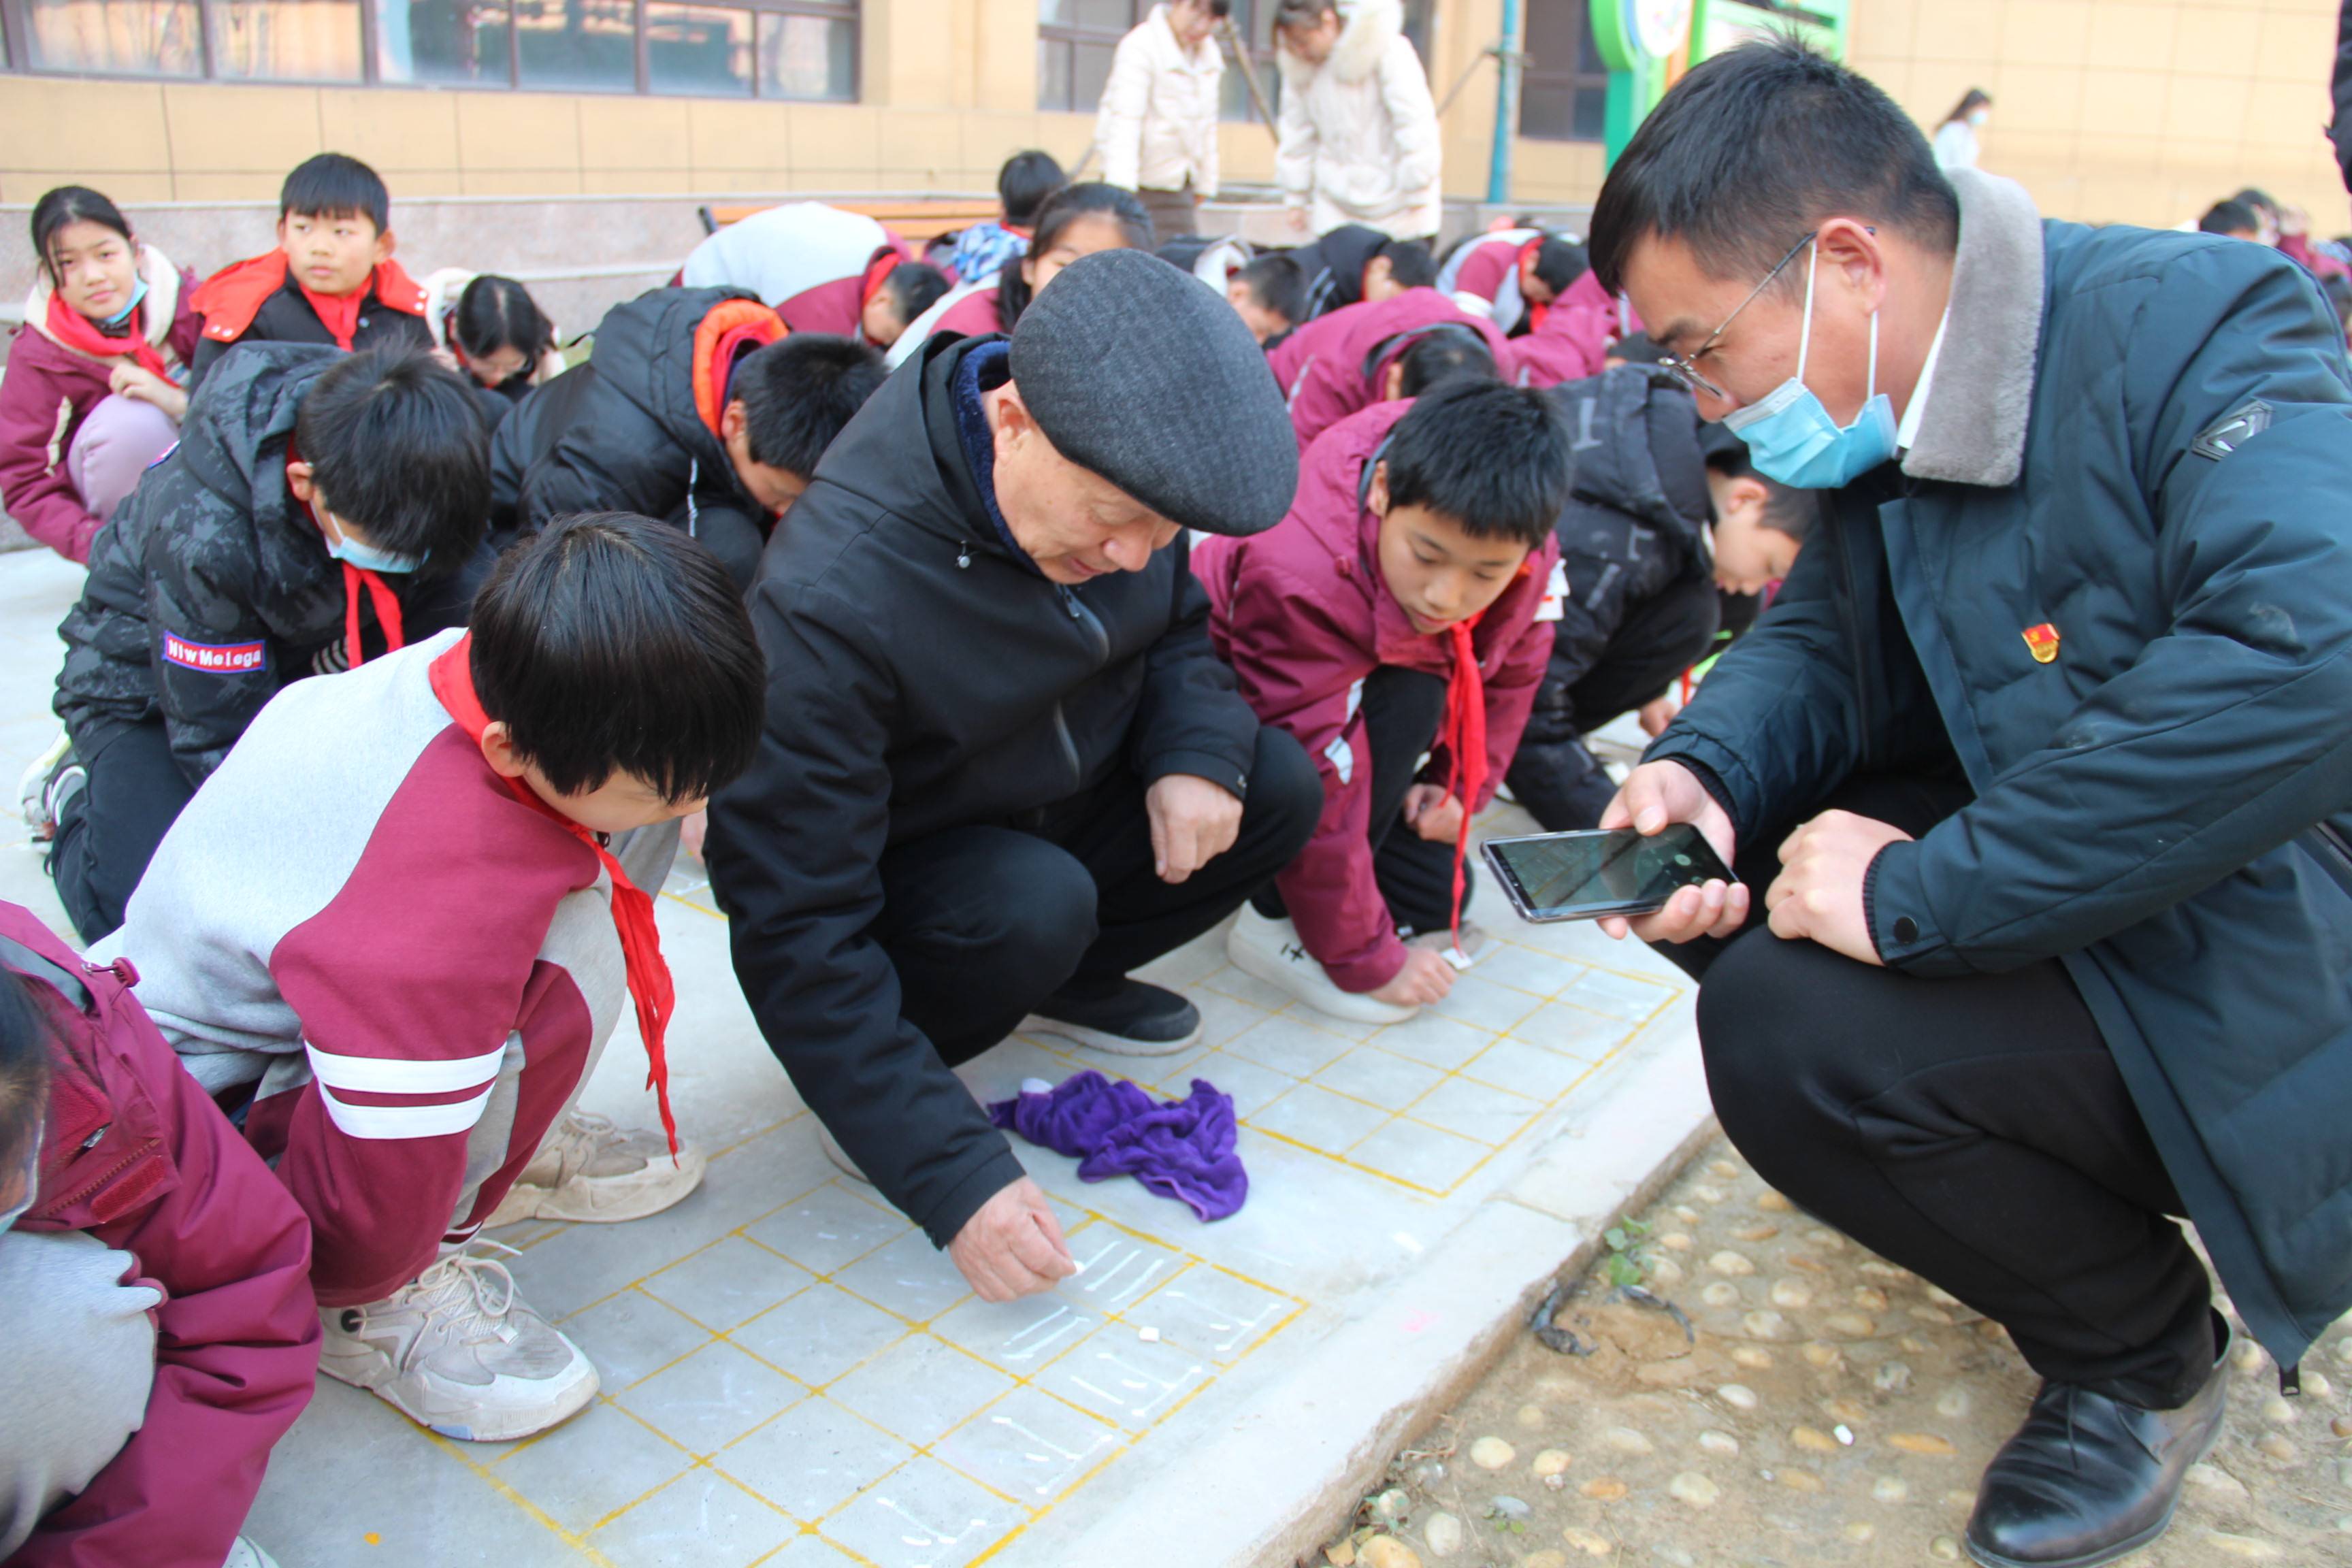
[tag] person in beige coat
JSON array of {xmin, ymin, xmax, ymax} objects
[
  {"xmin": 1273, "ymin": 0, "xmax": 1442, "ymax": 242},
  {"xmin": 1095, "ymin": 0, "xmax": 1227, "ymax": 240}
]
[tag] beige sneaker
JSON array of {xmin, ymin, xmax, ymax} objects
[
  {"xmin": 319, "ymin": 1243, "xmax": 597, "ymax": 1443},
  {"xmin": 483, "ymin": 1109, "xmax": 706, "ymax": 1227}
]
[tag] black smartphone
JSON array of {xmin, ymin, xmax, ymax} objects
[{"xmin": 1481, "ymin": 825, "xmax": 1738, "ymax": 923}]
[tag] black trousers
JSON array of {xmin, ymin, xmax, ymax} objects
[
  {"xmin": 1252, "ymin": 665, "xmax": 1467, "ymax": 937},
  {"xmin": 1507, "ymin": 568, "xmax": 1720, "ymax": 832},
  {"xmin": 49, "ymin": 718, "xmax": 194, "ymax": 944},
  {"xmin": 1678, "ymin": 773, "xmax": 2215, "ymax": 1410},
  {"xmin": 873, "ymin": 725, "xmax": 1320, "ymax": 1062}
]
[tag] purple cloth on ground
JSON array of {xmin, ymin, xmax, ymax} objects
[{"xmin": 987, "ymin": 1071, "xmax": 1248, "ymax": 1221}]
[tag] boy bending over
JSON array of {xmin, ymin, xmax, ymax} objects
[
  {"xmin": 1198, "ymin": 380, "xmax": 1573, "ymax": 1023},
  {"xmin": 92, "ymin": 514, "xmax": 765, "ymax": 1443}
]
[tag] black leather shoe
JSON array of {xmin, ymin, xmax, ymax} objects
[
  {"xmin": 1965, "ymin": 1341, "xmax": 2232, "ymax": 1568},
  {"xmin": 1024, "ymin": 979, "xmax": 1203, "ymax": 1056}
]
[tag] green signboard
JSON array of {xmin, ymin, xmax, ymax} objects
[{"xmin": 1589, "ymin": 0, "xmax": 1850, "ymax": 164}]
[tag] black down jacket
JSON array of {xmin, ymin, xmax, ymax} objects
[
  {"xmin": 54, "ymin": 343, "xmax": 487, "ymax": 783},
  {"xmin": 487, "ymin": 285, "xmax": 763, "ymax": 539},
  {"xmin": 1506, "ymin": 365, "xmax": 1717, "ymax": 829},
  {"xmin": 705, "ymin": 333, "xmax": 1261, "ymax": 1248}
]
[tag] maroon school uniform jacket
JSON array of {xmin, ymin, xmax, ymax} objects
[
  {"xmin": 1505, "ymin": 268, "xmax": 1633, "ymax": 391},
  {"xmin": 91, "ymin": 630, "xmax": 631, "ymax": 1307},
  {"xmin": 1193, "ymin": 401, "xmax": 1560, "ymax": 991},
  {"xmin": 3, "ymin": 900, "xmax": 318, "ymax": 1568},
  {"xmin": 1267, "ymin": 288, "xmax": 1508, "ymax": 455},
  {"xmin": 0, "ymin": 251, "xmax": 202, "ymax": 563}
]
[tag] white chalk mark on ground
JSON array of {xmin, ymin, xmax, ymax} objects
[
  {"xmin": 991, "ymin": 1411, "xmax": 1110, "ymax": 1496},
  {"xmin": 1000, "ymin": 1304, "xmax": 1090, "ymax": 1362}
]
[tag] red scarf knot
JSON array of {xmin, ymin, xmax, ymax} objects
[{"xmin": 44, "ymin": 291, "xmax": 172, "ymax": 380}]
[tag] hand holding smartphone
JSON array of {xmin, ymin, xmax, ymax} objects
[{"xmin": 1482, "ymin": 824, "xmax": 1740, "ymax": 924}]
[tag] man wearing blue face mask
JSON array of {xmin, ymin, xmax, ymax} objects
[
  {"xmin": 36, "ymin": 344, "xmax": 497, "ymax": 942},
  {"xmin": 1584, "ymin": 37, "xmax": 2352, "ymax": 1568}
]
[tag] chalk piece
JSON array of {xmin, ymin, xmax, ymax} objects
[
  {"xmin": 1021, "ymin": 1077, "xmax": 1054, "ymax": 1095},
  {"xmin": 1138, "ymin": 1326, "xmax": 1161, "ymax": 1342}
]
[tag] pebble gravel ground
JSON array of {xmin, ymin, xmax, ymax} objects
[{"xmin": 1316, "ymin": 1139, "xmax": 2352, "ymax": 1568}]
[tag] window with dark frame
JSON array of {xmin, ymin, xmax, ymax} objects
[
  {"xmin": 0, "ymin": 0, "xmax": 858, "ymax": 97},
  {"xmin": 1517, "ymin": 0, "xmax": 1607, "ymax": 143}
]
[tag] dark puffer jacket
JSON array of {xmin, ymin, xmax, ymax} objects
[
  {"xmin": 1507, "ymin": 365, "xmax": 1716, "ymax": 829},
  {"xmin": 487, "ymin": 284, "xmax": 774, "ymax": 538},
  {"xmin": 706, "ymin": 333, "xmax": 1261, "ymax": 1250},
  {"xmin": 1649, "ymin": 169, "xmax": 2352, "ymax": 1371},
  {"xmin": 53, "ymin": 344, "xmax": 487, "ymax": 783}
]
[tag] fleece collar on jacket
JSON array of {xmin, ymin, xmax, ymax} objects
[
  {"xmin": 1899, "ymin": 167, "xmax": 2045, "ymax": 489},
  {"xmin": 22, "ymin": 243, "xmax": 184, "ymax": 365},
  {"xmin": 1279, "ymin": 0, "xmax": 1400, "ymax": 85}
]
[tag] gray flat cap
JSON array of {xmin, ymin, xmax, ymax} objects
[{"xmin": 1009, "ymin": 248, "xmax": 1298, "ymax": 536}]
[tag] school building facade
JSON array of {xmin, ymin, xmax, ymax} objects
[{"xmin": 0, "ymin": 0, "xmax": 2341, "ymax": 256}]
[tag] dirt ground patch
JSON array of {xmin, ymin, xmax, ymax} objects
[{"xmin": 1317, "ymin": 1140, "xmax": 2352, "ymax": 1567}]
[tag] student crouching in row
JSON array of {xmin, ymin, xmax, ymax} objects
[
  {"xmin": 33, "ymin": 347, "xmax": 497, "ymax": 944},
  {"xmin": 0, "ymin": 186, "xmax": 201, "ymax": 564},
  {"xmin": 91, "ymin": 514, "xmax": 765, "ymax": 1444},
  {"xmin": 887, "ymin": 183, "xmax": 1156, "ymax": 368},
  {"xmin": 0, "ymin": 900, "xmax": 318, "ymax": 1568},
  {"xmin": 1200, "ymin": 380, "xmax": 1573, "ymax": 1022},
  {"xmin": 421, "ymin": 270, "xmax": 566, "ymax": 424}
]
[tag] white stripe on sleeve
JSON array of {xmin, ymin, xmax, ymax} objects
[
  {"xmin": 316, "ymin": 1083, "xmax": 497, "ymax": 1141},
  {"xmin": 304, "ymin": 1037, "xmax": 511, "ymax": 1095}
]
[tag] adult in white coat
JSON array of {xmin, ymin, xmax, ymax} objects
[
  {"xmin": 1273, "ymin": 0, "xmax": 1442, "ymax": 242},
  {"xmin": 1095, "ymin": 0, "xmax": 1226, "ymax": 241}
]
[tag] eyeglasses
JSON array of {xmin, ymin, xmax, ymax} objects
[{"xmin": 1659, "ymin": 231, "xmax": 1818, "ymax": 403}]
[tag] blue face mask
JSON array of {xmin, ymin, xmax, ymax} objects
[
  {"xmin": 1720, "ymin": 241, "xmax": 1899, "ymax": 489},
  {"xmin": 321, "ymin": 511, "xmax": 423, "ymax": 574}
]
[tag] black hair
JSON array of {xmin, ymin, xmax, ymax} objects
[
  {"xmin": 883, "ymin": 261, "xmax": 952, "ymax": 327},
  {"xmin": 998, "ymin": 149, "xmax": 1068, "ymax": 228},
  {"xmin": 295, "ymin": 347, "xmax": 489, "ymax": 579},
  {"xmin": 1588, "ymin": 36, "xmax": 1958, "ymax": 295},
  {"xmin": 1273, "ymin": 0, "xmax": 1337, "ymax": 32},
  {"xmin": 1606, "ymin": 331, "xmax": 1671, "ymax": 365},
  {"xmin": 468, "ymin": 512, "xmax": 764, "ymax": 803},
  {"xmin": 1371, "ymin": 238, "xmax": 1437, "ymax": 291},
  {"xmin": 1235, "ymin": 253, "xmax": 1307, "ymax": 325},
  {"xmin": 998, "ymin": 182, "xmax": 1156, "ymax": 328},
  {"xmin": 1703, "ymin": 434, "xmax": 1817, "ymax": 541},
  {"xmin": 2199, "ymin": 200, "xmax": 2259, "ymax": 237},
  {"xmin": 1396, "ymin": 329, "xmax": 1498, "ymax": 398},
  {"xmin": 730, "ymin": 333, "xmax": 886, "ymax": 478},
  {"xmin": 0, "ymin": 969, "xmax": 51, "ymax": 1203},
  {"xmin": 1382, "ymin": 380, "xmax": 1573, "ymax": 546},
  {"xmin": 280, "ymin": 152, "xmax": 392, "ymax": 233},
  {"xmin": 1527, "ymin": 235, "xmax": 1590, "ymax": 297},
  {"xmin": 2231, "ymin": 187, "xmax": 2279, "ymax": 217},
  {"xmin": 1941, "ymin": 87, "xmax": 1991, "ymax": 126},
  {"xmin": 1202, "ymin": 0, "xmax": 1232, "ymax": 15},
  {"xmin": 453, "ymin": 275, "xmax": 553, "ymax": 369},
  {"xmin": 31, "ymin": 185, "xmax": 134, "ymax": 289}
]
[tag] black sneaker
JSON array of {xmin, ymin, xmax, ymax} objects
[
  {"xmin": 1964, "ymin": 1328, "xmax": 2233, "ymax": 1568},
  {"xmin": 1023, "ymin": 979, "xmax": 1203, "ymax": 1056}
]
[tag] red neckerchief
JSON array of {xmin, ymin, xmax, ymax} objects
[
  {"xmin": 287, "ymin": 444, "xmax": 404, "ymax": 670},
  {"xmin": 44, "ymin": 291, "xmax": 170, "ymax": 379},
  {"xmin": 856, "ymin": 250, "xmax": 901, "ymax": 346},
  {"xmin": 428, "ymin": 634, "xmax": 681, "ymax": 1158},
  {"xmin": 295, "ymin": 265, "xmax": 367, "ymax": 351},
  {"xmin": 1439, "ymin": 616, "xmax": 1488, "ymax": 951}
]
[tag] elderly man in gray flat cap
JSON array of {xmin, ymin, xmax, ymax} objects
[{"xmin": 708, "ymin": 248, "xmax": 1318, "ymax": 1301}]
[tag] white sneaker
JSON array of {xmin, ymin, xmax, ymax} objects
[
  {"xmin": 483, "ymin": 1109, "xmax": 706, "ymax": 1227},
  {"xmin": 17, "ymin": 730, "xmax": 76, "ymax": 840},
  {"xmin": 1226, "ymin": 906, "xmax": 1420, "ymax": 1025},
  {"xmin": 222, "ymin": 1539, "xmax": 280, "ymax": 1568},
  {"xmin": 319, "ymin": 1242, "xmax": 598, "ymax": 1442}
]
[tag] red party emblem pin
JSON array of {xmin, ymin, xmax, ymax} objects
[{"xmin": 2022, "ymin": 623, "xmax": 2061, "ymax": 664}]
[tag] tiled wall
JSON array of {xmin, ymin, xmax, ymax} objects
[{"xmin": 0, "ymin": 0, "xmax": 2342, "ymax": 231}]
